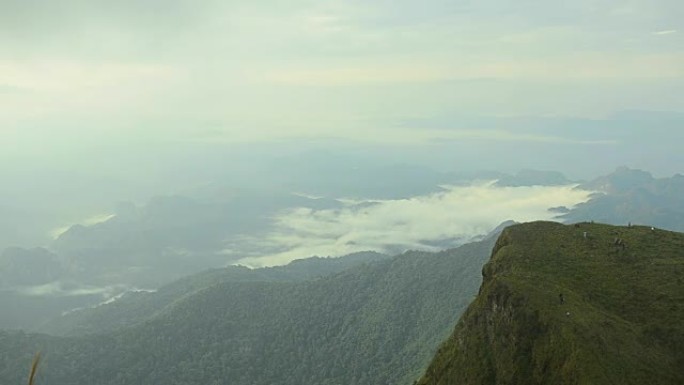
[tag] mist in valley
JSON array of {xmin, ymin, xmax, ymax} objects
[{"xmin": 1, "ymin": 1, "xmax": 683, "ymax": 384}]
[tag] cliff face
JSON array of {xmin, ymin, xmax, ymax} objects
[{"xmin": 418, "ymin": 221, "xmax": 684, "ymax": 385}]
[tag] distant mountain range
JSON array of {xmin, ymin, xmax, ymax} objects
[
  {"xmin": 4, "ymin": 220, "xmax": 682, "ymax": 384},
  {"xmin": 560, "ymin": 167, "xmax": 684, "ymax": 231},
  {"xmin": 3, "ymin": 170, "xmax": 684, "ymax": 384},
  {"xmin": 3, "ymin": 167, "xmax": 684, "ymax": 332}
]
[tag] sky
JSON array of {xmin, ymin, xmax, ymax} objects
[
  {"xmin": 0, "ymin": 0, "xmax": 683, "ymax": 250},
  {"xmin": 1, "ymin": 0, "xmax": 682, "ymax": 147}
]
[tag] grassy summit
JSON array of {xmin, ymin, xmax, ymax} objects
[{"xmin": 418, "ymin": 221, "xmax": 684, "ymax": 385}]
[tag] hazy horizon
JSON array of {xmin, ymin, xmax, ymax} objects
[{"xmin": 0, "ymin": 0, "xmax": 682, "ymax": 274}]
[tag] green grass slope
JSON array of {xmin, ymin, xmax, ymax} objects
[{"xmin": 418, "ymin": 221, "xmax": 684, "ymax": 385}]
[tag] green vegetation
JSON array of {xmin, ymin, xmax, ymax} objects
[
  {"xmin": 418, "ymin": 221, "xmax": 684, "ymax": 385},
  {"xmin": 0, "ymin": 238, "xmax": 495, "ymax": 385},
  {"xmin": 38, "ymin": 251, "xmax": 390, "ymax": 336}
]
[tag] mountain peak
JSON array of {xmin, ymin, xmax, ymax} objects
[
  {"xmin": 581, "ymin": 167, "xmax": 654, "ymax": 193},
  {"xmin": 418, "ymin": 221, "xmax": 684, "ymax": 385}
]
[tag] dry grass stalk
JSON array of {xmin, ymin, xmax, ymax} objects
[{"xmin": 28, "ymin": 352, "xmax": 41, "ymax": 385}]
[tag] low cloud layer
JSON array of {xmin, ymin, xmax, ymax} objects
[
  {"xmin": 15, "ymin": 281, "xmax": 127, "ymax": 298},
  {"xmin": 236, "ymin": 182, "xmax": 592, "ymax": 266},
  {"xmin": 49, "ymin": 213, "xmax": 116, "ymax": 240}
]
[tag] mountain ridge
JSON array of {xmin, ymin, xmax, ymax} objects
[
  {"xmin": 417, "ymin": 221, "xmax": 684, "ymax": 385},
  {"xmin": 0, "ymin": 237, "xmax": 497, "ymax": 385},
  {"xmin": 38, "ymin": 250, "xmax": 390, "ymax": 336}
]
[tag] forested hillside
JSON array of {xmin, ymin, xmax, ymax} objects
[
  {"xmin": 39, "ymin": 251, "xmax": 389, "ymax": 336},
  {"xmin": 0, "ymin": 237, "xmax": 496, "ymax": 385}
]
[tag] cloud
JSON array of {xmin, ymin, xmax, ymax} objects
[
  {"xmin": 49, "ymin": 213, "xmax": 115, "ymax": 240},
  {"xmin": 15, "ymin": 281, "xmax": 129, "ymax": 298},
  {"xmin": 60, "ymin": 287, "xmax": 158, "ymax": 315},
  {"xmin": 256, "ymin": 65, "xmax": 453, "ymax": 86},
  {"xmin": 235, "ymin": 182, "xmax": 593, "ymax": 267},
  {"xmin": 652, "ymin": 30, "xmax": 677, "ymax": 35},
  {"xmin": 252, "ymin": 52, "xmax": 684, "ymax": 88},
  {"xmin": 0, "ymin": 61, "xmax": 178, "ymax": 91},
  {"xmin": 427, "ymin": 129, "xmax": 617, "ymax": 145}
]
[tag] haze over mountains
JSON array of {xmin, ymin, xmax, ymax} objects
[
  {"xmin": 2, "ymin": 212, "xmax": 683, "ymax": 384},
  {"xmin": 4, "ymin": 111, "xmax": 684, "ymax": 253},
  {"xmin": 3, "ymin": 166, "xmax": 684, "ymax": 332},
  {"xmin": 2, "ymin": 0, "xmax": 683, "ymax": 383},
  {"xmin": 4, "ymin": 162, "xmax": 681, "ymax": 385}
]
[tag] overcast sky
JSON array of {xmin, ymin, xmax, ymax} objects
[
  {"xmin": 1, "ymin": 0, "xmax": 683, "ymax": 277},
  {"xmin": 1, "ymin": 0, "xmax": 682, "ymax": 147},
  {"xmin": 0, "ymin": 0, "xmax": 683, "ymax": 221}
]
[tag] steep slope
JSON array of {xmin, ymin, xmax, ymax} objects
[
  {"xmin": 418, "ymin": 221, "xmax": 684, "ymax": 385},
  {"xmin": 0, "ymin": 237, "xmax": 496, "ymax": 385},
  {"xmin": 38, "ymin": 251, "xmax": 389, "ymax": 336}
]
